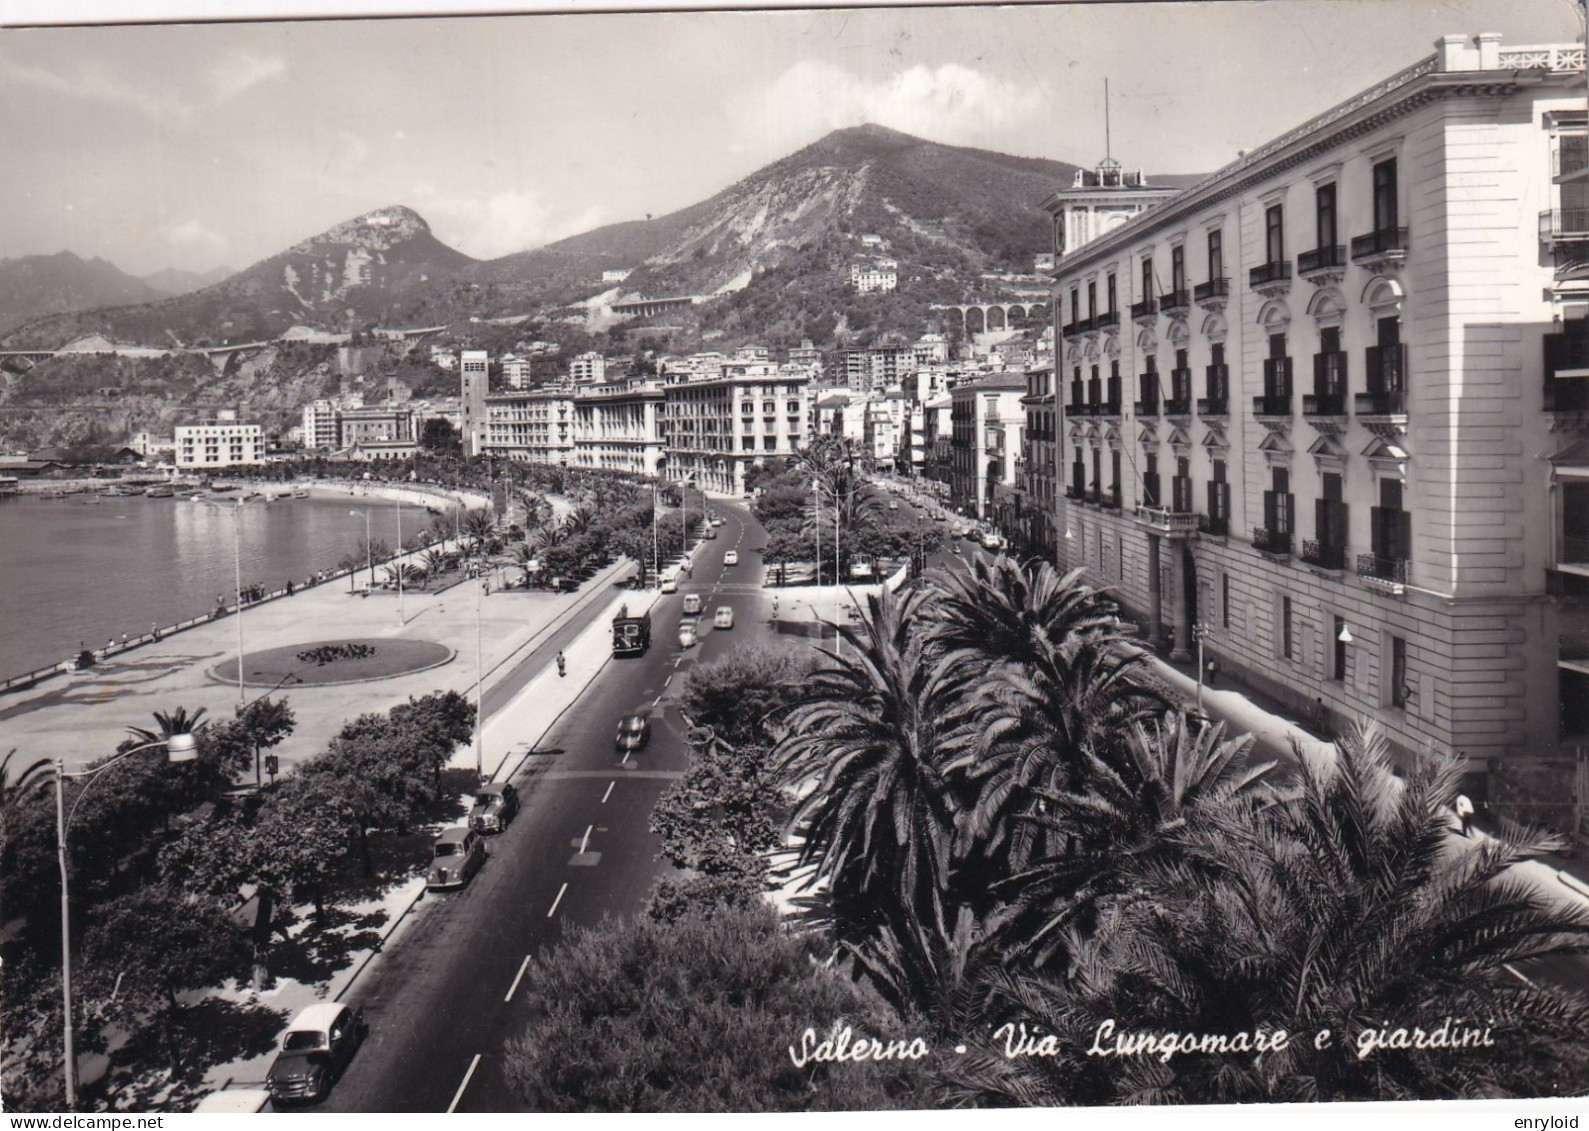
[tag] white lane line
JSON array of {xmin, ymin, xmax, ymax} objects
[
  {"xmin": 504, "ymin": 955, "xmax": 532, "ymax": 1003},
  {"xmin": 579, "ymin": 825, "xmax": 592, "ymax": 854},
  {"xmin": 661, "ymin": 673, "xmax": 672, "ymax": 687},
  {"xmin": 620, "ymin": 751, "xmax": 630, "ymax": 765},
  {"xmin": 547, "ymin": 882, "xmax": 569, "ymax": 918},
  {"xmin": 447, "ymin": 1053, "xmax": 482, "ymax": 1112},
  {"xmin": 601, "ymin": 781, "xmax": 615, "ymax": 803}
]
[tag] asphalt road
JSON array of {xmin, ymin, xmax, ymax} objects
[{"xmin": 319, "ymin": 499, "xmax": 771, "ymax": 1113}]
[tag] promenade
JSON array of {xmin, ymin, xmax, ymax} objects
[{"xmin": 0, "ymin": 548, "xmax": 639, "ymax": 777}]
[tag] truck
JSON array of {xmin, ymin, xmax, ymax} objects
[{"xmin": 612, "ymin": 605, "xmax": 652, "ymax": 657}]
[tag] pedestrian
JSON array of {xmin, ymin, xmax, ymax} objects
[
  {"xmin": 120, "ymin": 632, "xmax": 128, "ymax": 648},
  {"xmin": 105, "ymin": 637, "xmax": 115, "ymax": 655},
  {"xmin": 1455, "ymin": 794, "xmax": 1474, "ymax": 837},
  {"xmin": 286, "ymin": 579, "xmax": 294, "ymax": 596},
  {"xmin": 556, "ymin": 651, "xmax": 566, "ymax": 678},
  {"xmin": 151, "ymin": 622, "xmax": 160, "ymax": 641}
]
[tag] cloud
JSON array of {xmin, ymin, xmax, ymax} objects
[
  {"xmin": 0, "ymin": 57, "xmax": 193, "ymax": 123},
  {"xmin": 731, "ymin": 60, "xmax": 1050, "ymax": 154},
  {"xmin": 165, "ymin": 219, "xmax": 229, "ymax": 259},
  {"xmin": 416, "ymin": 188, "xmax": 610, "ymax": 259},
  {"xmin": 209, "ymin": 51, "xmax": 287, "ymax": 102}
]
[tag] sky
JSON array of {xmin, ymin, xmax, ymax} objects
[{"xmin": 0, "ymin": 0, "xmax": 1583, "ymax": 277}]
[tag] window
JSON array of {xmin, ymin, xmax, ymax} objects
[
  {"xmin": 1106, "ymin": 273, "xmax": 1117, "ymax": 315},
  {"xmin": 1207, "ymin": 229, "xmax": 1224, "ymax": 279},
  {"xmin": 1087, "ymin": 281, "xmax": 1097, "ymax": 321},
  {"xmin": 1373, "ymin": 158, "xmax": 1398, "ymax": 233},
  {"xmin": 1332, "ymin": 615, "xmax": 1347, "ymax": 682},
  {"xmin": 1265, "ymin": 204, "xmax": 1285, "ymax": 264},
  {"xmin": 1110, "ymin": 451, "xmax": 1122, "ymax": 506},
  {"xmin": 1171, "ymin": 245, "xmax": 1186, "ymax": 293},
  {"xmin": 1090, "ymin": 448, "xmax": 1101, "ymax": 495},
  {"xmin": 1116, "ymin": 534, "xmax": 1124, "ymax": 580},
  {"xmin": 1143, "ymin": 452, "xmax": 1160, "ymax": 506},
  {"xmin": 1207, "ymin": 458, "xmax": 1229, "ymax": 531},
  {"xmin": 1265, "ymin": 467, "xmax": 1293, "ymax": 535},
  {"xmin": 1070, "ymin": 290, "xmax": 1080, "ymax": 324},
  {"xmin": 1316, "ymin": 182, "xmax": 1337, "ymax": 248},
  {"xmin": 1371, "ymin": 478, "xmax": 1411, "ymax": 563},
  {"xmin": 1282, "ymin": 596, "xmax": 1294, "ymax": 660},
  {"xmin": 1141, "ymin": 256, "xmax": 1154, "ymax": 302},
  {"xmin": 1173, "ymin": 456, "xmax": 1193, "ymax": 513},
  {"xmin": 1390, "ymin": 635, "xmax": 1409, "ymax": 708}
]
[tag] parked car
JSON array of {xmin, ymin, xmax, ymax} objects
[
  {"xmin": 887, "ymin": 501, "xmax": 898, "ymax": 511},
  {"xmin": 710, "ymin": 517, "xmax": 725, "ymax": 527},
  {"xmin": 703, "ymin": 527, "xmax": 718, "ymax": 539},
  {"xmin": 468, "ymin": 782, "xmax": 519, "ymax": 834},
  {"xmin": 678, "ymin": 619, "xmax": 698, "ymax": 648},
  {"xmin": 426, "ymin": 827, "xmax": 487, "ymax": 891},
  {"xmin": 981, "ymin": 533, "xmax": 1003, "ymax": 551},
  {"xmin": 724, "ymin": 550, "xmax": 739, "ymax": 566},
  {"xmin": 266, "ymin": 1003, "xmax": 367, "ymax": 1104},
  {"xmin": 682, "ymin": 593, "xmax": 703, "ymax": 615},
  {"xmin": 616, "ymin": 713, "xmax": 652, "ymax": 751},
  {"xmin": 660, "ymin": 577, "xmax": 678, "ymax": 594},
  {"xmin": 714, "ymin": 606, "xmax": 735, "ymax": 629}
]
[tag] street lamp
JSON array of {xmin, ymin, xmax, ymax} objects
[
  {"xmin": 350, "ymin": 511, "xmax": 372, "ymax": 591},
  {"xmin": 395, "ymin": 498, "xmax": 405, "ymax": 627},
  {"xmin": 1193, "ymin": 622, "xmax": 1211, "ymax": 715},
  {"xmin": 51, "ymin": 732, "xmax": 198, "ymax": 1108},
  {"xmin": 474, "ymin": 578, "xmax": 487, "ymax": 782}
]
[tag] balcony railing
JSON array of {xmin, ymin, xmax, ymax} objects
[
  {"xmin": 1301, "ymin": 539, "xmax": 1347, "ymax": 570},
  {"xmin": 1350, "ymin": 226, "xmax": 1409, "ymax": 261},
  {"xmin": 1164, "ymin": 395, "xmax": 1192, "ymax": 416},
  {"xmin": 1198, "ymin": 514, "xmax": 1229, "ymax": 537},
  {"xmin": 1193, "ymin": 278, "xmax": 1230, "ymax": 303},
  {"xmin": 1252, "ymin": 527, "xmax": 1293, "ymax": 556},
  {"xmin": 1303, "ymin": 393, "xmax": 1348, "ymax": 417},
  {"xmin": 1160, "ymin": 289, "xmax": 1191, "ymax": 314},
  {"xmin": 1137, "ymin": 504, "xmax": 1200, "ymax": 535},
  {"xmin": 1065, "ymin": 484, "xmax": 1086, "ymax": 501},
  {"xmin": 1249, "ymin": 260, "xmax": 1293, "ymax": 288},
  {"xmin": 1197, "ymin": 395, "xmax": 1228, "ymax": 417},
  {"xmin": 1540, "ymin": 209, "xmax": 1589, "ymax": 242},
  {"xmin": 1297, "ymin": 245, "xmax": 1348, "ymax": 276},
  {"xmin": 1097, "ymin": 398, "xmax": 1122, "ymax": 417},
  {"xmin": 1097, "ymin": 310, "xmax": 1121, "ymax": 330},
  {"xmin": 1130, "ymin": 296, "xmax": 1158, "ymax": 320},
  {"xmin": 1253, "ymin": 393, "xmax": 1293, "ymax": 417},
  {"xmin": 1134, "ymin": 393, "xmax": 1160, "ymax": 417},
  {"xmin": 1358, "ymin": 553, "xmax": 1409, "ymax": 589},
  {"xmin": 1355, "ymin": 390, "xmax": 1406, "ymax": 416}
]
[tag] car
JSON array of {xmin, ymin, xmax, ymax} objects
[
  {"xmin": 724, "ymin": 550, "xmax": 739, "ymax": 566},
  {"xmin": 935, "ymin": 513, "xmax": 948, "ymax": 522},
  {"xmin": 703, "ymin": 527, "xmax": 718, "ymax": 539},
  {"xmin": 711, "ymin": 517, "xmax": 724, "ymax": 527},
  {"xmin": 887, "ymin": 501, "xmax": 898, "ymax": 511},
  {"xmin": 981, "ymin": 534, "xmax": 1003, "ymax": 551},
  {"xmin": 468, "ymin": 782, "xmax": 519, "ymax": 834},
  {"xmin": 266, "ymin": 1003, "xmax": 367, "ymax": 1104},
  {"xmin": 714, "ymin": 606, "xmax": 735, "ymax": 629},
  {"xmin": 660, "ymin": 577, "xmax": 678, "ymax": 594},
  {"xmin": 682, "ymin": 593, "xmax": 703, "ymax": 615},
  {"xmin": 426, "ymin": 826, "xmax": 487, "ymax": 891},
  {"xmin": 678, "ymin": 619, "xmax": 698, "ymax": 648},
  {"xmin": 616, "ymin": 713, "xmax": 652, "ymax": 751}
]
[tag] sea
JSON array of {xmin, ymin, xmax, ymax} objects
[{"xmin": 0, "ymin": 491, "xmax": 423, "ymax": 678}]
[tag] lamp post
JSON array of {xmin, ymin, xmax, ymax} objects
[
  {"xmin": 232, "ymin": 501, "xmax": 246, "ymax": 703},
  {"xmin": 395, "ymin": 498, "xmax": 405, "ymax": 626},
  {"xmin": 474, "ymin": 578, "xmax": 486, "ymax": 782},
  {"xmin": 53, "ymin": 732, "xmax": 198, "ymax": 1108},
  {"xmin": 1193, "ymin": 622, "xmax": 1210, "ymax": 715},
  {"xmin": 350, "ymin": 511, "xmax": 372, "ymax": 591},
  {"xmin": 651, "ymin": 479, "xmax": 660, "ymax": 587}
]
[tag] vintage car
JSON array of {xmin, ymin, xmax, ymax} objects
[
  {"xmin": 616, "ymin": 713, "xmax": 652, "ymax": 752},
  {"xmin": 468, "ymin": 781, "xmax": 520, "ymax": 834},
  {"xmin": 266, "ymin": 1003, "xmax": 367, "ymax": 1104},
  {"xmin": 723, "ymin": 550, "xmax": 739, "ymax": 566},
  {"xmin": 426, "ymin": 826, "xmax": 487, "ymax": 891},
  {"xmin": 714, "ymin": 606, "xmax": 735, "ymax": 630}
]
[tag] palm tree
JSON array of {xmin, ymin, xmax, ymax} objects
[
  {"xmin": 126, "ymin": 706, "xmax": 209, "ymax": 748},
  {"xmin": 772, "ymin": 583, "xmax": 977, "ymax": 951},
  {"xmin": 963, "ymin": 720, "xmax": 1589, "ymax": 1104},
  {"xmin": 419, "ymin": 547, "xmax": 450, "ymax": 585}
]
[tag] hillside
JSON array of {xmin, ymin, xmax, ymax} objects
[
  {"xmin": 142, "ymin": 265, "xmax": 237, "ymax": 296},
  {"xmin": 0, "ymin": 252, "xmax": 166, "ymax": 336}
]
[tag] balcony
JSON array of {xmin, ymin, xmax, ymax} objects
[
  {"xmin": 1130, "ymin": 296, "xmax": 1158, "ymax": 322},
  {"xmin": 1252, "ymin": 527, "xmax": 1293, "ymax": 557},
  {"xmin": 1297, "ymin": 244, "xmax": 1348, "ymax": 282},
  {"xmin": 1063, "ymin": 320, "xmax": 1084, "ymax": 337},
  {"xmin": 1199, "ymin": 364, "xmax": 1229, "ymax": 417},
  {"xmin": 1545, "ymin": 327, "xmax": 1589, "ymax": 411},
  {"xmin": 1253, "ymin": 393, "xmax": 1293, "ymax": 419},
  {"xmin": 1355, "ymin": 390, "xmax": 1406, "ymax": 417},
  {"xmin": 1248, "ymin": 259, "xmax": 1293, "ymax": 295},
  {"xmin": 1357, "ymin": 552, "xmax": 1409, "ymax": 596},
  {"xmin": 1198, "ymin": 514, "xmax": 1229, "ymax": 538},
  {"xmin": 1197, "ymin": 395, "xmax": 1228, "ymax": 417},
  {"xmin": 1101, "ymin": 488, "xmax": 1123, "ymax": 511},
  {"xmin": 1097, "ymin": 310, "xmax": 1121, "ymax": 330},
  {"xmin": 1097, "ymin": 397, "xmax": 1123, "ymax": 419},
  {"xmin": 1065, "ymin": 484, "xmax": 1086, "ymax": 501},
  {"xmin": 1302, "ymin": 392, "xmax": 1348, "ymax": 416},
  {"xmin": 1300, "ymin": 539, "xmax": 1347, "ymax": 571},
  {"xmin": 1539, "ymin": 209, "xmax": 1589, "ymax": 246},
  {"xmin": 1160, "ymin": 289, "xmax": 1191, "ymax": 316},
  {"xmin": 1135, "ymin": 388, "xmax": 1160, "ymax": 417},
  {"xmin": 1136, "ymin": 504, "xmax": 1199, "ymax": 537},
  {"xmin": 1193, "ymin": 278, "xmax": 1230, "ymax": 309},
  {"xmin": 1163, "ymin": 395, "xmax": 1192, "ymax": 417},
  {"xmin": 1350, "ymin": 226, "xmax": 1409, "ymax": 266}
]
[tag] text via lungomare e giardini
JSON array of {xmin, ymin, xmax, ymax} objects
[{"xmin": 786, "ymin": 1017, "xmax": 1499, "ymax": 1068}]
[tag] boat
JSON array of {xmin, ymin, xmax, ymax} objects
[
  {"xmin": 144, "ymin": 485, "xmax": 174, "ymax": 498},
  {"xmin": 292, "ymin": 487, "xmax": 311, "ymax": 499}
]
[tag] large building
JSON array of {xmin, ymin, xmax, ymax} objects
[
  {"xmin": 572, "ymin": 376, "xmax": 666, "ymax": 476},
  {"xmin": 662, "ymin": 362, "xmax": 810, "ymax": 495},
  {"xmin": 1034, "ymin": 33, "xmax": 1587, "ymax": 829},
  {"xmin": 481, "ymin": 387, "xmax": 576, "ymax": 466},
  {"xmin": 175, "ymin": 416, "xmax": 264, "ymax": 468},
  {"xmin": 459, "ymin": 350, "xmax": 489, "ymax": 457},
  {"xmin": 950, "ymin": 374, "xmax": 1025, "ymax": 520}
]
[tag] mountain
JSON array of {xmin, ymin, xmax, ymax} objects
[
  {"xmin": 0, "ymin": 252, "xmax": 166, "ymax": 335},
  {"xmin": 3, "ymin": 206, "xmax": 476, "ymax": 349},
  {"xmin": 142, "ymin": 265, "xmax": 237, "ymax": 296}
]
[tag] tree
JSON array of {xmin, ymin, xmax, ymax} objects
[
  {"xmin": 419, "ymin": 417, "xmax": 461, "ymax": 455},
  {"xmin": 678, "ymin": 643, "xmax": 811, "ymax": 750},
  {"xmin": 501, "ymin": 901, "xmax": 933, "ymax": 1112},
  {"xmin": 81, "ymin": 885, "xmax": 249, "ymax": 1075}
]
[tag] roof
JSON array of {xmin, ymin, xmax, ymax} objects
[
  {"xmin": 433, "ymin": 826, "xmax": 473, "ymax": 844},
  {"xmin": 287, "ymin": 1002, "xmax": 348, "ymax": 1032}
]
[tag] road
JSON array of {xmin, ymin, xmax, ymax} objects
[{"xmin": 321, "ymin": 498, "xmax": 772, "ymax": 1113}]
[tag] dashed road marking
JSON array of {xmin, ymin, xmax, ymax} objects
[
  {"xmin": 601, "ymin": 780, "xmax": 615, "ymax": 803},
  {"xmin": 447, "ymin": 1054, "xmax": 482, "ymax": 1112},
  {"xmin": 504, "ymin": 955, "xmax": 532, "ymax": 1003},
  {"xmin": 547, "ymin": 882, "xmax": 568, "ymax": 918}
]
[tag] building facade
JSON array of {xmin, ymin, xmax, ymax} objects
[
  {"xmin": 572, "ymin": 376, "xmax": 666, "ymax": 476},
  {"xmin": 1035, "ymin": 34, "xmax": 1587, "ymax": 827},
  {"xmin": 175, "ymin": 420, "xmax": 265, "ymax": 468},
  {"xmin": 481, "ymin": 387, "xmax": 576, "ymax": 466},
  {"xmin": 949, "ymin": 374, "xmax": 1025, "ymax": 520},
  {"xmin": 459, "ymin": 349, "xmax": 489, "ymax": 457},
  {"xmin": 662, "ymin": 364, "xmax": 810, "ymax": 495}
]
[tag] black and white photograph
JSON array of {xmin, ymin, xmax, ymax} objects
[{"xmin": 3, "ymin": 0, "xmax": 1589, "ymax": 1119}]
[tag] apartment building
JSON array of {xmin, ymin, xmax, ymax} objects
[
  {"xmin": 950, "ymin": 374, "xmax": 1025, "ymax": 520},
  {"xmin": 569, "ymin": 351, "xmax": 606, "ymax": 384},
  {"xmin": 663, "ymin": 362, "xmax": 810, "ymax": 495},
  {"xmin": 572, "ymin": 375, "xmax": 666, "ymax": 476},
  {"xmin": 175, "ymin": 417, "xmax": 264, "ymax": 468},
  {"xmin": 1035, "ymin": 34, "xmax": 1587, "ymax": 828},
  {"xmin": 481, "ymin": 386, "xmax": 576, "ymax": 466},
  {"xmin": 1021, "ymin": 361, "xmax": 1059, "ymax": 555}
]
